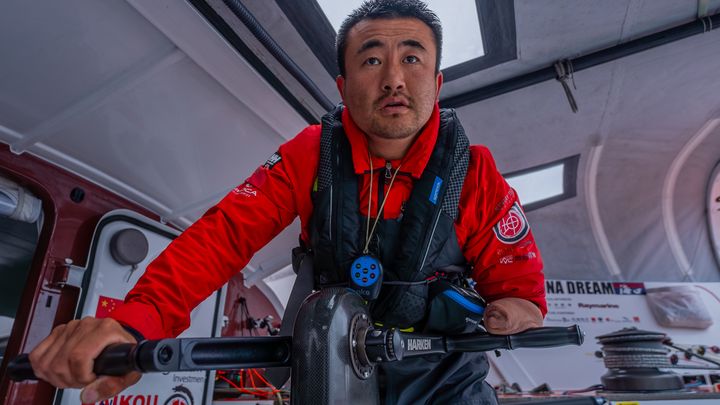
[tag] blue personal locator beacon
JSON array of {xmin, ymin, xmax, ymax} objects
[{"xmin": 349, "ymin": 255, "xmax": 383, "ymax": 300}]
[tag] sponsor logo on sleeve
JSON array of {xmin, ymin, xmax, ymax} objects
[
  {"xmin": 492, "ymin": 202, "xmax": 529, "ymax": 244},
  {"xmin": 498, "ymin": 251, "xmax": 537, "ymax": 265},
  {"xmin": 232, "ymin": 183, "xmax": 257, "ymax": 197},
  {"xmin": 263, "ymin": 151, "xmax": 282, "ymax": 169},
  {"xmin": 494, "ymin": 188, "xmax": 515, "ymax": 212}
]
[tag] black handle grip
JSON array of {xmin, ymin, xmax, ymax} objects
[
  {"xmin": 7, "ymin": 343, "xmax": 138, "ymax": 382},
  {"xmin": 506, "ymin": 325, "xmax": 584, "ymax": 349},
  {"xmin": 446, "ymin": 325, "xmax": 584, "ymax": 353},
  {"xmin": 92, "ymin": 343, "xmax": 138, "ymax": 376},
  {"xmin": 7, "ymin": 354, "xmax": 36, "ymax": 381}
]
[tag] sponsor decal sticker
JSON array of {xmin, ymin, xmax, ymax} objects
[
  {"xmin": 612, "ymin": 282, "xmax": 646, "ymax": 295},
  {"xmin": 577, "ymin": 302, "xmax": 619, "ymax": 309},
  {"xmin": 95, "ymin": 295, "xmax": 123, "ymax": 318},
  {"xmin": 493, "ymin": 202, "xmax": 529, "ymax": 244},
  {"xmin": 85, "ymin": 385, "xmax": 194, "ymax": 405},
  {"xmin": 263, "ymin": 151, "xmax": 282, "ymax": 169},
  {"xmin": 546, "ymin": 281, "xmax": 616, "ymax": 295},
  {"xmin": 86, "ymin": 394, "xmax": 159, "ymax": 405},
  {"xmin": 163, "ymin": 385, "xmax": 194, "ymax": 405}
]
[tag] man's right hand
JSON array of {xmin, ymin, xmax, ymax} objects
[{"xmin": 28, "ymin": 317, "xmax": 142, "ymax": 404}]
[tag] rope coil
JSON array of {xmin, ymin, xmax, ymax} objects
[{"xmin": 596, "ymin": 327, "xmax": 684, "ymax": 391}]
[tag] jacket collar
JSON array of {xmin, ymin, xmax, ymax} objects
[{"xmin": 341, "ymin": 104, "xmax": 440, "ymax": 179}]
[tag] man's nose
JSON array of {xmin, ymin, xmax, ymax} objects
[{"xmin": 382, "ymin": 61, "xmax": 405, "ymax": 92}]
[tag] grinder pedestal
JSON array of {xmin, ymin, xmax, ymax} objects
[{"xmin": 291, "ymin": 288, "xmax": 379, "ymax": 405}]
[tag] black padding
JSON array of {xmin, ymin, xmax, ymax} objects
[{"xmin": 109, "ymin": 228, "xmax": 149, "ymax": 266}]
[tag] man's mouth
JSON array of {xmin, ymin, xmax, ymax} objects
[{"xmin": 379, "ymin": 98, "xmax": 410, "ymax": 114}]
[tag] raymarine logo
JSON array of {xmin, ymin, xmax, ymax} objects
[{"xmin": 407, "ymin": 338, "xmax": 432, "ymax": 351}]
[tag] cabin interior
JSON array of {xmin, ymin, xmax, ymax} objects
[{"xmin": 2, "ymin": 0, "xmax": 720, "ymax": 404}]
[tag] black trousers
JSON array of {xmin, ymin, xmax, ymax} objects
[{"xmin": 378, "ymin": 352, "xmax": 498, "ymax": 405}]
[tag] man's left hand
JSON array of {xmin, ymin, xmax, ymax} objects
[{"xmin": 483, "ymin": 297, "xmax": 543, "ymax": 335}]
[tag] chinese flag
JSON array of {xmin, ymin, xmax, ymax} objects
[{"xmin": 95, "ymin": 295, "xmax": 124, "ymax": 318}]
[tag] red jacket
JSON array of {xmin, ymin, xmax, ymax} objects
[{"xmin": 110, "ymin": 105, "xmax": 546, "ymax": 339}]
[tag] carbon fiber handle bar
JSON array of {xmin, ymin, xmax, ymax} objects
[{"xmin": 8, "ymin": 326, "xmax": 581, "ymax": 381}]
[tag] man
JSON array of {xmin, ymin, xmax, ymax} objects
[{"xmin": 29, "ymin": 0, "xmax": 545, "ymax": 403}]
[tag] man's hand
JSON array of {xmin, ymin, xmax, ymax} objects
[
  {"xmin": 483, "ymin": 297, "xmax": 543, "ymax": 335},
  {"xmin": 28, "ymin": 317, "xmax": 141, "ymax": 404}
]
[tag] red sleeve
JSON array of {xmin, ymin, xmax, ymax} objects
[
  {"xmin": 458, "ymin": 146, "xmax": 547, "ymax": 316},
  {"xmin": 110, "ymin": 126, "xmax": 320, "ymax": 339}
]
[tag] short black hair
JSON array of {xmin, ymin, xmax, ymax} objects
[{"xmin": 336, "ymin": 0, "xmax": 443, "ymax": 77}]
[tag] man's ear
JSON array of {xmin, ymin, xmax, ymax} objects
[
  {"xmin": 336, "ymin": 75, "xmax": 345, "ymax": 100},
  {"xmin": 435, "ymin": 72, "xmax": 443, "ymax": 101}
]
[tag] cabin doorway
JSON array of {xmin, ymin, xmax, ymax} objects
[{"xmin": 0, "ymin": 179, "xmax": 43, "ymax": 364}]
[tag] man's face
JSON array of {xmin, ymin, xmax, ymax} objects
[{"xmin": 337, "ymin": 18, "xmax": 443, "ymax": 141}]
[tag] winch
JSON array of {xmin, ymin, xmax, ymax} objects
[
  {"xmin": 595, "ymin": 327, "xmax": 683, "ymax": 392},
  {"xmin": 9, "ymin": 288, "xmax": 584, "ymax": 404}
]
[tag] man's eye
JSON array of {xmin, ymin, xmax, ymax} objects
[
  {"xmin": 403, "ymin": 55, "xmax": 419, "ymax": 63},
  {"xmin": 365, "ymin": 57, "xmax": 381, "ymax": 65}
]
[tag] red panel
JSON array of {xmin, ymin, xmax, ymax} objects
[{"xmin": 222, "ymin": 273, "xmax": 280, "ymax": 337}]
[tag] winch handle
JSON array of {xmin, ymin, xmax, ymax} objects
[
  {"xmin": 7, "ymin": 343, "xmax": 138, "ymax": 382},
  {"xmin": 447, "ymin": 325, "xmax": 584, "ymax": 353}
]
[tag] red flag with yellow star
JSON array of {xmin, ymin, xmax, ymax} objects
[{"xmin": 95, "ymin": 295, "xmax": 124, "ymax": 318}]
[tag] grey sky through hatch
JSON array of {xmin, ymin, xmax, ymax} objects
[{"xmin": 315, "ymin": 0, "xmax": 485, "ymax": 69}]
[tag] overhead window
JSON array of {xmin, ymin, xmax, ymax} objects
[
  {"xmin": 316, "ymin": 0, "xmax": 485, "ymax": 69},
  {"xmin": 276, "ymin": 0, "xmax": 516, "ymax": 82},
  {"xmin": 504, "ymin": 155, "xmax": 580, "ymax": 211}
]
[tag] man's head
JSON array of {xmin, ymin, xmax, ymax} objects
[
  {"xmin": 336, "ymin": 0, "xmax": 443, "ymax": 77},
  {"xmin": 335, "ymin": 0, "xmax": 444, "ymax": 143}
]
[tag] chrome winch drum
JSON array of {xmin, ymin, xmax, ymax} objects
[{"xmin": 596, "ymin": 327, "xmax": 683, "ymax": 392}]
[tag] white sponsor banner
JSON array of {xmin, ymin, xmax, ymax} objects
[{"xmin": 489, "ymin": 280, "xmax": 720, "ymax": 391}]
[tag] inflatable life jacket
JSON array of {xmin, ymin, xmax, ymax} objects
[{"xmin": 309, "ymin": 105, "xmax": 471, "ymax": 328}]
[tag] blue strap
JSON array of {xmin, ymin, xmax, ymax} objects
[{"xmin": 442, "ymin": 290, "xmax": 485, "ymax": 315}]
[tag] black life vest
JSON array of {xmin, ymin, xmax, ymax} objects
[{"xmin": 309, "ymin": 105, "xmax": 471, "ymax": 327}]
